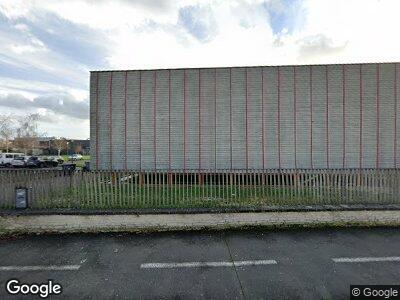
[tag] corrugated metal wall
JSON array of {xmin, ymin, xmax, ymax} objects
[{"xmin": 90, "ymin": 63, "xmax": 400, "ymax": 170}]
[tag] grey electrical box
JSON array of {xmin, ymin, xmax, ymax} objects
[{"xmin": 15, "ymin": 187, "xmax": 28, "ymax": 209}]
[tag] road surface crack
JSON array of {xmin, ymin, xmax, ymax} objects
[{"xmin": 223, "ymin": 233, "xmax": 246, "ymax": 300}]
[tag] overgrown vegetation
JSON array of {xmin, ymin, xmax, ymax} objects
[
  {"xmin": 34, "ymin": 183, "xmax": 346, "ymax": 210},
  {"xmin": 61, "ymin": 155, "xmax": 90, "ymax": 168},
  {"xmin": 2, "ymin": 169, "xmax": 397, "ymax": 211}
]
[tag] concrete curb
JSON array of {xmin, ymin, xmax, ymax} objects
[
  {"xmin": 0, "ymin": 210, "xmax": 399, "ymax": 235},
  {"xmin": 3, "ymin": 204, "xmax": 400, "ymax": 216}
]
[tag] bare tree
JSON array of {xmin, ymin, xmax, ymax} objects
[
  {"xmin": 52, "ymin": 138, "xmax": 68, "ymax": 156},
  {"xmin": 14, "ymin": 114, "xmax": 41, "ymax": 155},
  {"xmin": 0, "ymin": 114, "xmax": 16, "ymax": 153}
]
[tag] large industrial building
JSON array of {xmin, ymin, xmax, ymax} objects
[{"xmin": 90, "ymin": 63, "xmax": 399, "ymax": 171}]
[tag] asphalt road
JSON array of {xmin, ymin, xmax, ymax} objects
[{"xmin": 0, "ymin": 227, "xmax": 399, "ymax": 299}]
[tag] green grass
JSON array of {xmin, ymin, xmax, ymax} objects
[
  {"xmin": 33, "ymin": 182, "xmax": 349, "ymax": 210},
  {"xmin": 61, "ymin": 155, "xmax": 90, "ymax": 168}
]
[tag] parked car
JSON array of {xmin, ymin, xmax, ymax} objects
[
  {"xmin": 30, "ymin": 156, "xmax": 60, "ymax": 168},
  {"xmin": 10, "ymin": 156, "xmax": 29, "ymax": 168},
  {"xmin": 47, "ymin": 156, "xmax": 64, "ymax": 164},
  {"xmin": 26, "ymin": 156, "xmax": 46, "ymax": 168},
  {"xmin": 69, "ymin": 154, "xmax": 83, "ymax": 161},
  {"xmin": 0, "ymin": 153, "xmax": 24, "ymax": 167},
  {"xmin": 43, "ymin": 156, "xmax": 62, "ymax": 166}
]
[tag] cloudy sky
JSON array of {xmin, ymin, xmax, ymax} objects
[{"xmin": 0, "ymin": 0, "xmax": 399, "ymax": 139}]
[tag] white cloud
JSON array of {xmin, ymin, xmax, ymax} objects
[
  {"xmin": 0, "ymin": 93, "xmax": 88, "ymax": 119},
  {"xmin": 90, "ymin": 0, "xmax": 400, "ymax": 70},
  {"xmin": 0, "ymin": 77, "xmax": 87, "ymax": 101},
  {"xmin": 298, "ymin": 0, "xmax": 400, "ymax": 63},
  {"xmin": 3, "ymin": 0, "xmax": 400, "ymax": 68},
  {"xmin": 10, "ymin": 43, "xmax": 45, "ymax": 54}
]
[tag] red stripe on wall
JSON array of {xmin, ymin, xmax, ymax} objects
[
  {"xmin": 183, "ymin": 70, "xmax": 186, "ymax": 171},
  {"xmin": 309, "ymin": 66, "xmax": 313, "ymax": 169},
  {"xmin": 214, "ymin": 68, "xmax": 217, "ymax": 170},
  {"xmin": 168, "ymin": 70, "xmax": 171, "ymax": 171},
  {"xmin": 261, "ymin": 68, "xmax": 265, "ymax": 169},
  {"xmin": 245, "ymin": 68, "xmax": 249, "ymax": 170},
  {"xmin": 124, "ymin": 71, "xmax": 128, "ymax": 170},
  {"xmin": 359, "ymin": 65, "xmax": 363, "ymax": 169},
  {"xmin": 395, "ymin": 64, "xmax": 398, "ymax": 168},
  {"xmin": 342, "ymin": 65, "xmax": 346, "ymax": 169},
  {"xmin": 95, "ymin": 73, "xmax": 99, "ymax": 169},
  {"xmin": 153, "ymin": 71, "xmax": 157, "ymax": 170},
  {"xmin": 376, "ymin": 64, "xmax": 380, "ymax": 168},
  {"xmin": 325, "ymin": 66, "xmax": 329, "ymax": 168},
  {"xmin": 229, "ymin": 68, "xmax": 233, "ymax": 170},
  {"xmin": 198, "ymin": 69, "xmax": 201, "ymax": 171},
  {"xmin": 293, "ymin": 66, "xmax": 297, "ymax": 169},
  {"xmin": 139, "ymin": 71, "xmax": 142, "ymax": 171},
  {"xmin": 277, "ymin": 66, "xmax": 281, "ymax": 169},
  {"xmin": 109, "ymin": 72, "xmax": 113, "ymax": 169}
]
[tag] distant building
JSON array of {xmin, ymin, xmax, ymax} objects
[
  {"xmin": 67, "ymin": 139, "xmax": 90, "ymax": 155},
  {"xmin": 90, "ymin": 62, "xmax": 400, "ymax": 170},
  {"xmin": 13, "ymin": 137, "xmax": 90, "ymax": 155},
  {"xmin": 37, "ymin": 137, "xmax": 55, "ymax": 154}
]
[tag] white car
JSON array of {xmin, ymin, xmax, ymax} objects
[
  {"xmin": 11, "ymin": 156, "xmax": 29, "ymax": 168},
  {"xmin": 0, "ymin": 153, "xmax": 24, "ymax": 167},
  {"xmin": 46, "ymin": 156, "xmax": 64, "ymax": 164},
  {"xmin": 69, "ymin": 154, "xmax": 83, "ymax": 161}
]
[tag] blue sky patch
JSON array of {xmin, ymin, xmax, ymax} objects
[
  {"xmin": 178, "ymin": 5, "xmax": 217, "ymax": 42},
  {"xmin": 24, "ymin": 12, "xmax": 109, "ymax": 68},
  {"xmin": 263, "ymin": 0, "xmax": 304, "ymax": 35}
]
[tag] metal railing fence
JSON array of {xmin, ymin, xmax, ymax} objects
[{"xmin": 0, "ymin": 169, "xmax": 399, "ymax": 210}]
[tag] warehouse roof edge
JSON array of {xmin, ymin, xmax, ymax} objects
[{"xmin": 90, "ymin": 61, "xmax": 400, "ymax": 73}]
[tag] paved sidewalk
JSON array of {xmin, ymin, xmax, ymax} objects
[{"xmin": 0, "ymin": 210, "xmax": 399, "ymax": 234}]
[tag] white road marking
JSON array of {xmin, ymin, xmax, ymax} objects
[
  {"xmin": 0, "ymin": 265, "xmax": 81, "ymax": 271},
  {"xmin": 141, "ymin": 260, "xmax": 277, "ymax": 269},
  {"xmin": 333, "ymin": 257, "xmax": 400, "ymax": 263}
]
